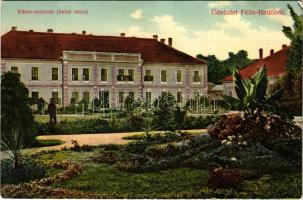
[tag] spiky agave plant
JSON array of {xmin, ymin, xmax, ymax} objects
[
  {"xmin": 1, "ymin": 128, "xmax": 24, "ymax": 169},
  {"xmin": 224, "ymin": 66, "xmax": 283, "ymax": 117}
]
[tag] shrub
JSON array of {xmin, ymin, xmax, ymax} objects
[
  {"xmin": 92, "ymin": 151, "xmax": 119, "ymax": 164},
  {"xmin": 70, "ymin": 140, "xmax": 93, "ymax": 152},
  {"xmin": 208, "ymin": 114, "xmax": 301, "ymax": 142},
  {"xmin": 183, "ymin": 115, "xmax": 218, "ymax": 129},
  {"xmin": 207, "ymin": 168, "xmax": 243, "ymax": 189},
  {"xmin": 1, "ymin": 159, "xmax": 46, "ymax": 184}
]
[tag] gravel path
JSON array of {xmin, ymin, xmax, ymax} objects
[{"xmin": 0, "ymin": 129, "xmax": 207, "ymax": 160}]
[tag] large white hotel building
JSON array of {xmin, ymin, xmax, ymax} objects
[{"xmin": 1, "ymin": 27, "xmax": 207, "ymax": 107}]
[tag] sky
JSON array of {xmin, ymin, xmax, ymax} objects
[{"xmin": 1, "ymin": 1, "xmax": 302, "ymax": 59}]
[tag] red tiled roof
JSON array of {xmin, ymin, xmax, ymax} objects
[
  {"xmin": 223, "ymin": 47, "xmax": 289, "ymax": 81},
  {"xmin": 1, "ymin": 30, "xmax": 206, "ymax": 64}
]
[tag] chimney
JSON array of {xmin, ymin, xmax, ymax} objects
[
  {"xmin": 82, "ymin": 30, "xmax": 86, "ymax": 35},
  {"xmin": 282, "ymin": 44, "xmax": 287, "ymax": 49},
  {"xmin": 29, "ymin": 29, "xmax": 34, "ymax": 32},
  {"xmin": 120, "ymin": 33, "xmax": 125, "ymax": 37},
  {"xmin": 11, "ymin": 26, "xmax": 17, "ymax": 31},
  {"xmin": 168, "ymin": 37, "xmax": 172, "ymax": 47},
  {"xmin": 270, "ymin": 49, "xmax": 274, "ymax": 55},
  {"xmin": 47, "ymin": 29, "xmax": 53, "ymax": 33},
  {"xmin": 153, "ymin": 35, "xmax": 158, "ymax": 40},
  {"xmin": 259, "ymin": 48, "xmax": 263, "ymax": 59},
  {"xmin": 160, "ymin": 38, "xmax": 165, "ymax": 44}
]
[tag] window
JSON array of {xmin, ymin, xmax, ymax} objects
[
  {"xmin": 99, "ymin": 90, "xmax": 109, "ymax": 108},
  {"xmin": 119, "ymin": 92, "xmax": 125, "ymax": 104},
  {"xmin": 52, "ymin": 92, "xmax": 60, "ymax": 104},
  {"xmin": 117, "ymin": 69, "xmax": 125, "ymax": 81},
  {"xmin": 52, "ymin": 67, "xmax": 59, "ymax": 81},
  {"xmin": 31, "ymin": 67, "xmax": 38, "ymax": 80},
  {"xmin": 11, "ymin": 66, "xmax": 18, "ymax": 73},
  {"xmin": 100, "ymin": 68, "xmax": 107, "ymax": 82},
  {"xmin": 177, "ymin": 70, "xmax": 182, "ymax": 83},
  {"xmin": 194, "ymin": 91, "xmax": 200, "ymax": 98},
  {"xmin": 83, "ymin": 92, "xmax": 90, "ymax": 103},
  {"xmin": 145, "ymin": 70, "xmax": 151, "ymax": 76},
  {"xmin": 128, "ymin": 69, "xmax": 134, "ymax": 81},
  {"xmin": 71, "ymin": 92, "xmax": 79, "ymax": 104},
  {"xmin": 128, "ymin": 92, "xmax": 135, "ymax": 99},
  {"xmin": 161, "ymin": 92, "xmax": 167, "ymax": 97},
  {"xmin": 31, "ymin": 92, "xmax": 39, "ymax": 103},
  {"xmin": 177, "ymin": 92, "xmax": 182, "ymax": 103},
  {"xmin": 146, "ymin": 91, "xmax": 152, "ymax": 104},
  {"xmin": 144, "ymin": 70, "xmax": 153, "ymax": 82},
  {"xmin": 83, "ymin": 68, "xmax": 89, "ymax": 81},
  {"xmin": 72, "ymin": 68, "xmax": 78, "ymax": 81},
  {"xmin": 193, "ymin": 71, "xmax": 201, "ymax": 82},
  {"xmin": 161, "ymin": 70, "xmax": 167, "ymax": 82}
]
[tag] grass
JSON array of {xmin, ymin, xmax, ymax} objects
[
  {"xmin": 31, "ymin": 148, "xmax": 302, "ymax": 198},
  {"xmin": 53, "ymin": 164, "xmax": 209, "ymax": 195},
  {"xmin": 34, "ymin": 139, "xmax": 65, "ymax": 147},
  {"xmin": 34, "ymin": 114, "xmax": 103, "ymax": 123}
]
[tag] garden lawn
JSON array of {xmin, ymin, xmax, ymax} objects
[
  {"xmin": 32, "ymin": 148, "xmax": 302, "ymax": 198},
  {"xmin": 34, "ymin": 114, "xmax": 103, "ymax": 123}
]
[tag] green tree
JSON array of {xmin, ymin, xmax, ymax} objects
[
  {"xmin": 270, "ymin": 4, "xmax": 302, "ymax": 117},
  {"xmin": 197, "ymin": 50, "xmax": 253, "ymax": 83},
  {"xmin": 153, "ymin": 93, "xmax": 177, "ymax": 132},
  {"xmin": 282, "ymin": 4, "xmax": 302, "ymax": 71},
  {"xmin": 1, "ymin": 72, "xmax": 36, "ymax": 146}
]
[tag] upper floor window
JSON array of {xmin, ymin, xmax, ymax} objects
[
  {"xmin": 83, "ymin": 68, "xmax": 89, "ymax": 81},
  {"xmin": 176, "ymin": 70, "xmax": 182, "ymax": 83},
  {"xmin": 11, "ymin": 66, "xmax": 18, "ymax": 74},
  {"xmin": 72, "ymin": 68, "xmax": 78, "ymax": 81},
  {"xmin": 193, "ymin": 71, "xmax": 201, "ymax": 83},
  {"xmin": 161, "ymin": 70, "xmax": 167, "ymax": 83},
  {"xmin": 100, "ymin": 68, "xmax": 107, "ymax": 82},
  {"xmin": 144, "ymin": 70, "xmax": 153, "ymax": 82},
  {"xmin": 117, "ymin": 69, "xmax": 125, "ymax": 81},
  {"xmin": 128, "ymin": 69, "xmax": 134, "ymax": 82},
  {"xmin": 31, "ymin": 67, "xmax": 38, "ymax": 80},
  {"xmin": 52, "ymin": 67, "xmax": 59, "ymax": 81}
]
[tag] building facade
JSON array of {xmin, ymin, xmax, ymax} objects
[
  {"xmin": 222, "ymin": 45, "xmax": 289, "ymax": 98},
  {"xmin": 1, "ymin": 27, "xmax": 207, "ymax": 107}
]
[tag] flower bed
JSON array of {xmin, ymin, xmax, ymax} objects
[{"xmin": 1, "ymin": 161, "xmax": 84, "ymax": 198}]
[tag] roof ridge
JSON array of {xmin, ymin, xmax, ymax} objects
[
  {"xmin": 2, "ymin": 29, "xmax": 206, "ymax": 64},
  {"xmin": 7, "ymin": 30, "xmax": 158, "ymax": 41}
]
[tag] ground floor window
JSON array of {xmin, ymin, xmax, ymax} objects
[
  {"xmin": 31, "ymin": 91, "xmax": 39, "ymax": 103},
  {"xmin": 118, "ymin": 92, "xmax": 125, "ymax": 104},
  {"xmin": 99, "ymin": 90, "xmax": 110, "ymax": 108},
  {"xmin": 52, "ymin": 92, "xmax": 60, "ymax": 104},
  {"xmin": 146, "ymin": 91, "xmax": 152, "ymax": 105},
  {"xmin": 177, "ymin": 92, "xmax": 182, "ymax": 103},
  {"xmin": 71, "ymin": 92, "xmax": 79, "ymax": 104},
  {"xmin": 11, "ymin": 66, "xmax": 18, "ymax": 74},
  {"xmin": 83, "ymin": 92, "xmax": 90, "ymax": 103}
]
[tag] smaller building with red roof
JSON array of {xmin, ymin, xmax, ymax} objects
[{"xmin": 222, "ymin": 44, "xmax": 289, "ymax": 97}]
